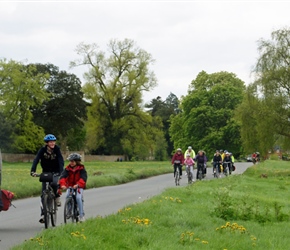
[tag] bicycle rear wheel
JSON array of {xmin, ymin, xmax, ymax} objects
[
  {"xmin": 51, "ymin": 197, "xmax": 57, "ymax": 227},
  {"xmin": 188, "ymin": 171, "xmax": 192, "ymax": 184},
  {"xmin": 175, "ymin": 169, "xmax": 180, "ymax": 186},
  {"xmin": 43, "ymin": 194, "xmax": 50, "ymax": 229},
  {"xmin": 64, "ymin": 197, "xmax": 75, "ymax": 224}
]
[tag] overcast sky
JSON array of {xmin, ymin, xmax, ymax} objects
[{"xmin": 1, "ymin": 1, "xmax": 290, "ymax": 103}]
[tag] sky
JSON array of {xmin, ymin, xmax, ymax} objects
[{"xmin": 1, "ymin": 1, "xmax": 290, "ymax": 104}]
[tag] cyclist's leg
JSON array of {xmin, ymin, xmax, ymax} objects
[
  {"xmin": 50, "ymin": 175, "xmax": 60, "ymax": 197},
  {"xmin": 179, "ymin": 164, "xmax": 182, "ymax": 176},
  {"xmin": 75, "ymin": 189, "xmax": 84, "ymax": 219},
  {"xmin": 173, "ymin": 164, "xmax": 177, "ymax": 177}
]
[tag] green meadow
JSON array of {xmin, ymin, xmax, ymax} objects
[
  {"xmin": 1, "ymin": 161, "xmax": 171, "ymax": 199},
  {"xmin": 11, "ymin": 160, "xmax": 290, "ymax": 250}
]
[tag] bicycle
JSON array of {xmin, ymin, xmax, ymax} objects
[
  {"xmin": 186, "ymin": 165, "xmax": 194, "ymax": 184},
  {"xmin": 34, "ymin": 172, "xmax": 58, "ymax": 229},
  {"xmin": 63, "ymin": 187, "xmax": 81, "ymax": 223},
  {"xmin": 223, "ymin": 162, "xmax": 232, "ymax": 176},
  {"xmin": 197, "ymin": 163, "xmax": 205, "ymax": 181},
  {"xmin": 213, "ymin": 161, "xmax": 221, "ymax": 178},
  {"xmin": 174, "ymin": 163, "xmax": 181, "ymax": 186}
]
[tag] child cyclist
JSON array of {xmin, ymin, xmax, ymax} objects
[
  {"xmin": 184, "ymin": 153, "xmax": 195, "ymax": 182},
  {"xmin": 59, "ymin": 153, "xmax": 87, "ymax": 222}
]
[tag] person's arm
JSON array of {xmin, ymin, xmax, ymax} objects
[
  {"xmin": 192, "ymin": 150, "xmax": 196, "ymax": 158},
  {"xmin": 55, "ymin": 146, "xmax": 64, "ymax": 174},
  {"xmin": 59, "ymin": 168, "xmax": 69, "ymax": 188},
  {"xmin": 30, "ymin": 147, "xmax": 44, "ymax": 174},
  {"xmin": 77, "ymin": 168, "xmax": 87, "ymax": 188}
]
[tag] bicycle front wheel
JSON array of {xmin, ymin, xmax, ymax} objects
[
  {"xmin": 64, "ymin": 197, "xmax": 75, "ymax": 224},
  {"xmin": 51, "ymin": 197, "xmax": 57, "ymax": 227},
  {"xmin": 175, "ymin": 169, "xmax": 180, "ymax": 186},
  {"xmin": 43, "ymin": 194, "xmax": 50, "ymax": 229}
]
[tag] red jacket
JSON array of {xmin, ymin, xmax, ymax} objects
[
  {"xmin": 59, "ymin": 164, "xmax": 87, "ymax": 189},
  {"xmin": 171, "ymin": 153, "xmax": 184, "ymax": 165}
]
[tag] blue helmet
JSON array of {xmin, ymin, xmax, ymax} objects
[{"xmin": 44, "ymin": 134, "xmax": 57, "ymax": 142}]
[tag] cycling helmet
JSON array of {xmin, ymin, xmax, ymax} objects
[
  {"xmin": 186, "ymin": 153, "xmax": 191, "ymax": 157},
  {"xmin": 44, "ymin": 134, "xmax": 57, "ymax": 142},
  {"xmin": 67, "ymin": 153, "xmax": 82, "ymax": 161},
  {"xmin": 177, "ymin": 148, "xmax": 182, "ymax": 152},
  {"xmin": 220, "ymin": 149, "xmax": 223, "ymax": 153},
  {"xmin": 188, "ymin": 146, "xmax": 192, "ymax": 150}
]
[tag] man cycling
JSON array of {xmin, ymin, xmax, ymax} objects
[{"xmin": 31, "ymin": 134, "xmax": 64, "ymax": 223}]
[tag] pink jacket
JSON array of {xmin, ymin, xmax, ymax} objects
[{"xmin": 184, "ymin": 158, "xmax": 195, "ymax": 166}]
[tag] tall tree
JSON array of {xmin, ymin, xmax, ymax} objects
[
  {"xmin": 71, "ymin": 39, "xmax": 157, "ymax": 156},
  {"xmin": 146, "ymin": 93, "xmax": 180, "ymax": 156},
  {"xmin": 170, "ymin": 71, "xmax": 245, "ymax": 157},
  {"xmin": 31, "ymin": 63, "xmax": 87, "ymax": 149},
  {"xmin": 237, "ymin": 27, "xmax": 290, "ymax": 156},
  {"xmin": 0, "ymin": 59, "xmax": 48, "ymax": 153}
]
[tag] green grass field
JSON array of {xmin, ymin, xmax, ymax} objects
[
  {"xmin": 1, "ymin": 161, "xmax": 172, "ymax": 199},
  {"xmin": 11, "ymin": 160, "xmax": 290, "ymax": 250}
]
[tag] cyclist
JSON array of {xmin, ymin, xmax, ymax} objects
[
  {"xmin": 31, "ymin": 134, "xmax": 64, "ymax": 223},
  {"xmin": 171, "ymin": 148, "xmax": 184, "ymax": 179},
  {"xmin": 60, "ymin": 153, "xmax": 87, "ymax": 222},
  {"xmin": 194, "ymin": 150, "xmax": 207, "ymax": 179},
  {"xmin": 223, "ymin": 152, "xmax": 233, "ymax": 174},
  {"xmin": 184, "ymin": 146, "xmax": 196, "ymax": 159},
  {"xmin": 212, "ymin": 150, "xmax": 222, "ymax": 178},
  {"xmin": 229, "ymin": 152, "xmax": 235, "ymax": 171},
  {"xmin": 184, "ymin": 153, "xmax": 195, "ymax": 182}
]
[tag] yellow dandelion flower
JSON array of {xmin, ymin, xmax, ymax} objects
[
  {"xmin": 202, "ymin": 240, "xmax": 208, "ymax": 244},
  {"xmin": 194, "ymin": 238, "xmax": 200, "ymax": 241}
]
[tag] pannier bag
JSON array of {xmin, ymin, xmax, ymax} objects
[
  {"xmin": 1, "ymin": 189, "xmax": 15, "ymax": 211},
  {"xmin": 39, "ymin": 172, "xmax": 53, "ymax": 182}
]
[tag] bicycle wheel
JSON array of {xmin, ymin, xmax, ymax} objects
[
  {"xmin": 51, "ymin": 197, "xmax": 57, "ymax": 227},
  {"xmin": 64, "ymin": 197, "xmax": 75, "ymax": 224},
  {"xmin": 188, "ymin": 171, "xmax": 192, "ymax": 184},
  {"xmin": 42, "ymin": 194, "xmax": 50, "ymax": 229},
  {"xmin": 175, "ymin": 168, "xmax": 179, "ymax": 186}
]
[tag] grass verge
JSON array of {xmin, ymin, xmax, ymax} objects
[
  {"xmin": 12, "ymin": 160, "xmax": 290, "ymax": 249},
  {"xmin": 1, "ymin": 161, "xmax": 172, "ymax": 199}
]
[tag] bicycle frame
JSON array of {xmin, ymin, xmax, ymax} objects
[
  {"xmin": 35, "ymin": 173, "xmax": 58, "ymax": 228},
  {"xmin": 64, "ymin": 187, "xmax": 79, "ymax": 223}
]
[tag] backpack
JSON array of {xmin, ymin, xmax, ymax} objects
[{"xmin": 1, "ymin": 189, "xmax": 15, "ymax": 211}]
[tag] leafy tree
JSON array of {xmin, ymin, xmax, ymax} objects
[
  {"xmin": 170, "ymin": 71, "xmax": 245, "ymax": 157},
  {"xmin": 71, "ymin": 39, "xmax": 157, "ymax": 156},
  {"xmin": 0, "ymin": 59, "xmax": 48, "ymax": 153},
  {"xmin": 237, "ymin": 27, "xmax": 290, "ymax": 156},
  {"xmin": 146, "ymin": 93, "xmax": 180, "ymax": 156},
  {"xmin": 31, "ymin": 63, "xmax": 87, "ymax": 149},
  {"xmin": 0, "ymin": 112, "xmax": 14, "ymax": 151}
]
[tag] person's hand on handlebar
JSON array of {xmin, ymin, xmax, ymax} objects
[
  {"xmin": 61, "ymin": 186, "xmax": 67, "ymax": 191},
  {"xmin": 31, "ymin": 172, "xmax": 37, "ymax": 177}
]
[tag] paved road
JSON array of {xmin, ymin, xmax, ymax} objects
[{"xmin": 0, "ymin": 162, "xmax": 252, "ymax": 249}]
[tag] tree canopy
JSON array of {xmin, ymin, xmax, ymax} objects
[
  {"xmin": 0, "ymin": 59, "xmax": 48, "ymax": 152},
  {"xmin": 71, "ymin": 39, "xmax": 161, "ymax": 158},
  {"xmin": 31, "ymin": 63, "xmax": 87, "ymax": 150},
  {"xmin": 236, "ymin": 27, "xmax": 290, "ymax": 156},
  {"xmin": 170, "ymin": 71, "xmax": 245, "ymax": 157}
]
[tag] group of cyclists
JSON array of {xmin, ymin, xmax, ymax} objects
[
  {"xmin": 30, "ymin": 134, "xmax": 87, "ymax": 224},
  {"xmin": 171, "ymin": 147, "xmax": 235, "ymax": 182}
]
